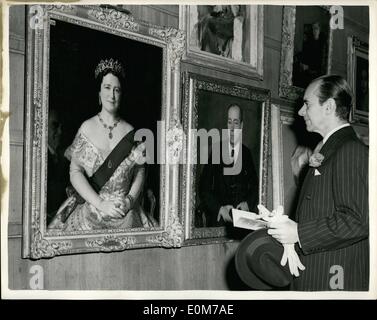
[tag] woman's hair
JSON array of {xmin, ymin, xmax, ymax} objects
[
  {"xmin": 94, "ymin": 58, "xmax": 126, "ymax": 111},
  {"xmin": 95, "ymin": 58, "xmax": 125, "ymax": 80},
  {"xmin": 313, "ymin": 75, "xmax": 353, "ymax": 121},
  {"xmin": 94, "ymin": 58, "xmax": 125, "ymax": 90}
]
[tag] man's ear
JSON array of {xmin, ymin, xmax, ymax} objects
[{"xmin": 324, "ymin": 98, "xmax": 337, "ymax": 115}]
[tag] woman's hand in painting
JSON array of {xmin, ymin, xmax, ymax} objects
[
  {"xmin": 131, "ymin": 142, "xmax": 147, "ymax": 165},
  {"xmin": 236, "ymin": 201, "xmax": 249, "ymax": 212},
  {"xmin": 97, "ymin": 199, "xmax": 125, "ymax": 220},
  {"xmin": 124, "ymin": 194, "xmax": 134, "ymax": 213},
  {"xmin": 218, "ymin": 205, "xmax": 234, "ymax": 223}
]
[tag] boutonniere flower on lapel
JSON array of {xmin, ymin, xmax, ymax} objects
[{"xmin": 309, "ymin": 152, "xmax": 324, "ymax": 168}]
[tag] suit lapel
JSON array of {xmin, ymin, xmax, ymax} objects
[
  {"xmin": 295, "ymin": 126, "xmax": 356, "ymax": 221},
  {"xmin": 295, "ymin": 167, "xmax": 314, "ymax": 220},
  {"xmin": 317, "ymin": 126, "xmax": 356, "ymax": 166}
]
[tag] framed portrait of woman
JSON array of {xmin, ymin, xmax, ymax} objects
[
  {"xmin": 23, "ymin": 5, "xmax": 185, "ymax": 259},
  {"xmin": 279, "ymin": 6, "xmax": 333, "ymax": 101},
  {"xmin": 179, "ymin": 5, "xmax": 264, "ymax": 79},
  {"xmin": 180, "ymin": 72, "xmax": 270, "ymax": 244},
  {"xmin": 347, "ymin": 36, "xmax": 369, "ymax": 123}
]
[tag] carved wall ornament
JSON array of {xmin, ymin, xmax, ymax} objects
[
  {"xmin": 167, "ymin": 116, "xmax": 185, "ymax": 164},
  {"xmin": 88, "ymin": 7, "xmax": 139, "ymax": 32}
]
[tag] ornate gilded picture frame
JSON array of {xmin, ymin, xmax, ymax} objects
[
  {"xmin": 180, "ymin": 72, "xmax": 270, "ymax": 244},
  {"xmin": 179, "ymin": 5, "xmax": 264, "ymax": 79},
  {"xmin": 23, "ymin": 5, "xmax": 185, "ymax": 259},
  {"xmin": 347, "ymin": 36, "xmax": 369, "ymax": 123},
  {"xmin": 271, "ymin": 106, "xmax": 316, "ymax": 217},
  {"xmin": 279, "ymin": 6, "xmax": 333, "ymax": 101}
]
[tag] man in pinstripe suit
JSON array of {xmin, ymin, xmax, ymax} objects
[{"xmin": 268, "ymin": 75, "xmax": 369, "ymax": 290}]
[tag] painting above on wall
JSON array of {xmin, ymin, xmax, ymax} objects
[
  {"xmin": 347, "ymin": 36, "xmax": 369, "ymax": 123},
  {"xmin": 180, "ymin": 73, "xmax": 270, "ymax": 244},
  {"xmin": 279, "ymin": 6, "xmax": 333, "ymax": 100},
  {"xmin": 23, "ymin": 5, "xmax": 185, "ymax": 259},
  {"xmin": 292, "ymin": 7, "xmax": 331, "ymax": 88},
  {"xmin": 179, "ymin": 5, "xmax": 264, "ymax": 78}
]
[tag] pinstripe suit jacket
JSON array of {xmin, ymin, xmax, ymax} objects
[{"xmin": 292, "ymin": 126, "xmax": 369, "ymax": 291}]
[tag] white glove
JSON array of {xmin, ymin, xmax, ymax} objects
[
  {"xmin": 258, "ymin": 204, "xmax": 305, "ymax": 277},
  {"xmin": 281, "ymin": 244, "xmax": 305, "ymax": 277},
  {"xmin": 257, "ymin": 204, "xmax": 288, "ymax": 223},
  {"xmin": 257, "ymin": 204, "xmax": 274, "ymax": 220}
]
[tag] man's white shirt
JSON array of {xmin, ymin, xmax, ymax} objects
[
  {"xmin": 322, "ymin": 123, "xmax": 350, "ymax": 145},
  {"xmin": 228, "ymin": 140, "xmax": 241, "ymax": 163}
]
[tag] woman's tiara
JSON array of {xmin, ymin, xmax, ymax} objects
[{"xmin": 94, "ymin": 58, "xmax": 125, "ymax": 79}]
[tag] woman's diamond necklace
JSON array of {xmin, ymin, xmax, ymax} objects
[{"xmin": 97, "ymin": 113, "xmax": 121, "ymax": 139}]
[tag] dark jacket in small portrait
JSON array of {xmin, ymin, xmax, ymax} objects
[{"xmin": 198, "ymin": 141, "xmax": 259, "ymax": 227}]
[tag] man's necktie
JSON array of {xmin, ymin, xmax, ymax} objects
[{"xmin": 230, "ymin": 148, "xmax": 235, "ymax": 164}]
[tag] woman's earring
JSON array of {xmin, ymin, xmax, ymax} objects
[{"xmin": 98, "ymin": 95, "xmax": 102, "ymax": 106}]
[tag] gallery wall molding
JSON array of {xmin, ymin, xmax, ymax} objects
[
  {"xmin": 344, "ymin": 16, "xmax": 370, "ymax": 35},
  {"xmin": 145, "ymin": 5, "xmax": 179, "ymax": 17},
  {"xmin": 264, "ymin": 35, "xmax": 282, "ymax": 52},
  {"xmin": 9, "ymin": 32, "xmax": 25, "ymax": 53},
  {"xmin": 8, "ymin": 222, "xmax": 23, "ymax": 238},
  {"xmin": 9, "ymin": 129, "xmax": 24, "ymax": 147}
]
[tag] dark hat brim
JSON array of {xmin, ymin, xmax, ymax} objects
[{"xmin": 235, "ymin": 229, "xmax": 292, "ymax": 290}]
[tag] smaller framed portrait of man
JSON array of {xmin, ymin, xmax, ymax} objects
[
  {"xmin": 180, "ymin": 72, "xmax": 270, "ymax": 243},
  {"xmin": 279, "ymin": 6, "xmax": 333, "ymax": 101}
]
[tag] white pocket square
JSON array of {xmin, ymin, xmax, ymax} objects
[{"xmin": 314, "ymin": 169, "xmax": 321, "ymax": 176}]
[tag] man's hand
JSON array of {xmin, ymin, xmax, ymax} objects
[
  {"xmin": 236, "ymin": 201, "xmax": 249, "ymax": 211},
  {"xmin": 218, "ymin": 205, "xmax": 234, "ymax": 223},
  {"xmin": 281, "ymin": 244, "xmax": 305, "ymax": 277},
  {"xmin": 256, "ymin": 205, "xmax": 304, "ymax": 276},
  {"xmin": 268, "ymin": 218, "xmax": 299, "ymax": 244},
  {"xmin": 258, "ymin": 204, "xmax": 285, "ymax": 221}
]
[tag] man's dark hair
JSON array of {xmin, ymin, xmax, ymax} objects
[
  {"xmin": 314, "ymin": 75, "xmax": 353, "ymax": 121},
  {"xmin": 227, "ymin": 104, "xmax": 243, "ymax": 122}
]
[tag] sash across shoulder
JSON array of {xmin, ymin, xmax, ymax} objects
[
  {"xmin": 89, "ymin": 129, "xmax": 136, "ymax": 192},
  {"xmin": 55, "ymin": 129, "xmax": 139, "ymax": 224}
]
